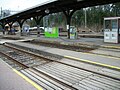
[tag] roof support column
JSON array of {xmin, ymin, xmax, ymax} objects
[
  {"xmin": 8, "ymin": 22, "xmax": 13, "ymax": 29},
  {"xmin": 0, "ymin": 22, "xmax": 4, "ymax": 29},
  {"xmin": 7, "ymin": 22, "xmax": 13, "ymax": 35},
  {"xmin": 0, "ymin": 22, "xmax": 5, "ymax": 34},
  {"xmin": 33, "ymin": 15, "xmax": 44, "ymax": 36},
  {"xmin": 18, "ymin": 19, "xmax": 26, "ymax": 36},
  {"xmin": 62, "ymin": 9, "xmax": 76, "ymax": 39}
]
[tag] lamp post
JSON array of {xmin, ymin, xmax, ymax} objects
[
  {"xmin": 84, "ymin": 8, "xmax": 87, "ymax": 28},
  {"xmin": 75, "ymin": 16, "xmax": 78, "ymax": 27},
  {"xmin": 43, "ymin": 9, "xmax": 50, "ymax": 28},
  {"xmin": 1, "ymin": 7, "xmax": 2, "ymax": 18},
  {"xmin": 45, "ymin": 9, "xmax": 49, "ymax": 14}
]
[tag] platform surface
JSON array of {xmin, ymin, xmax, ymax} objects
[{"xmin": 0, "ymin": 58, "xmax": 38, "ymax": 90}]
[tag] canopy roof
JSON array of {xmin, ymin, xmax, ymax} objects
[{"xmin": 0, "ymin": 0, "xmax": 120, "ymax": 23}]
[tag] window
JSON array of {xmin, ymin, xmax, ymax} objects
[
  {"xmin": 105, "ymin": 20, "xmax": 111, "ymax": 30},
  {"xmin": 112, "ymin": 19, "xmax": 117, "ymax": 29}
]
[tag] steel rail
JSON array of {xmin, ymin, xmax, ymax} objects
[{"xmin": 3, "ymin": 44, "xmax": 120, "ymax": 82}]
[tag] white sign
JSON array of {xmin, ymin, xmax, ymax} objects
[
  {"xmin": 111, "ymin": 32, "xmax": 118, "ymax": 40},
  {"xmin": 67, "ymin": 25, "xmax": 69, "ymax": 30},
  {"xmin": 104, "ymin": 32, "xmax": 110, "ymax": 39}
]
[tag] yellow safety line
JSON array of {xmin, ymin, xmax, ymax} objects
[
  {"xmin": 13, "ymin": 69, "xmax": 43, "ymax": 90},
  {"xmin": 101, "ymin": 45, "xmax": 120, "ymax": 49},
  {"xmin": 64, "ymin": 55, "xmax": 120, "ymax": 70},
  {"xmin": 82, "ymin": 52, "xmax": 120, "ymax": 60}
]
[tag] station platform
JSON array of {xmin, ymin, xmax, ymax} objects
[
  {"xmin": 1, "ymin": 34, "xmax": 120, "ymax": 49},
  {"xmin": 0, "ymin": 58, "xmax": 42, "ymax": 90},
  {"xmin": 0, "ymin": 34, "xmax": 120, "ymax": 70},
  {"xmin": 34, "ymin": 36, "xmax": 120, "ymax": 58},
  {"xmin": 6, "ymin": 39, "xmax": 120, "ymax": 70},
  {"xmin": 35, "ymin": 36, "xmax": 120, "ymax": 49}
]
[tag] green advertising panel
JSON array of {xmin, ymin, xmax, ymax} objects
[{"xmin": 45, "ymin": 27, "xmax": 59, "ymax": 38}]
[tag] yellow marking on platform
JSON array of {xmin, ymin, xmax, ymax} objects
[
  {"xmin": 82, "ymin": 52, "xmax": 120, "ymax": 60},
  {"xmin": 13, "ymin": 69, "xmax": 43, "ymax": 90},
  {"xmin": 101, "ymin": 45, "xmax": 120, "ymax": 49},
  {"xmin": 64, "ymin": 55, "xmax": 120, "ymax": 70}
]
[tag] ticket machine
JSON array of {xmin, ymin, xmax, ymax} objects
[
  {"xmin": 70, "ymin": 26, "xmax": 77, "ymax": 39},
  {"xmin": 104, "ymin": 17, "xmax": 120, "ymax": 43}
]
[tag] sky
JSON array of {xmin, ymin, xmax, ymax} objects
[{"xmin": 0, "ymin": 0, "xmax": 50, "ymax": 13}]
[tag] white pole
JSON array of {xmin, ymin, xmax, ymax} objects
[
  {"xmin": 85, "ymin": 8, "xmax": 87, "ymax": 28},
  {"xmin": 1, "ymin": 7, "xmax": 2, "ymax": 18}
]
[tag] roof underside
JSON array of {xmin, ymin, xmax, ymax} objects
[{"xmin": 0, "ymin": 0, "xmax": 120, "ymax": 23}]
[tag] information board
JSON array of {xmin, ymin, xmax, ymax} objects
[{"xmin": 45, "ymin": 27, "xmax": 59, "ymax": 38}]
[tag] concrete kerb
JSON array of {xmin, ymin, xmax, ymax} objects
[
  {"xmin": 5, "ymin": 42, "xmax": 64, "ymax": 60},
  {"xmin": 32, "ymin": 39, "xmax": 98, "ymax": 50},
  {"xmin": 1, "ymin": 35, "xmax": 120, "ymax": 50},
  {"xmin": 20, "ymin": 34, "xmax": 119, "ymax": 50}
]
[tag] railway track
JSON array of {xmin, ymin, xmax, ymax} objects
[
  {"xmin": 0, "ymin": 45, "xmax": 76, "ymax": 90},
  {"xmin": 0, "ymin": 44, "xmax": 120, "ymax": 90}
]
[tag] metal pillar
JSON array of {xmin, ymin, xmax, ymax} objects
[
  {"xmin": 18, "ymin": 19, "xmax": 26, "ymax": 36},
  {"xmin": 62, "ymin": 9, "xmax": 76, "ymax": 39},
  {"xmin": 33, "ymin": 15, "xmax": 44, "ymax": 36},
  {"xmin": 7, "ymin": 22, "xmax": 13, "ymax": 30},
  {"xmin": 84, "ymin": 8, "xmax": 87, "ymax": 28},
  {"xmin": 0, "ymin": 22, "xmax": 5, "ymax": 34},
  {"xmin": 0, "ymin": 22, "xmax": 4, "ymax": 29}
]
